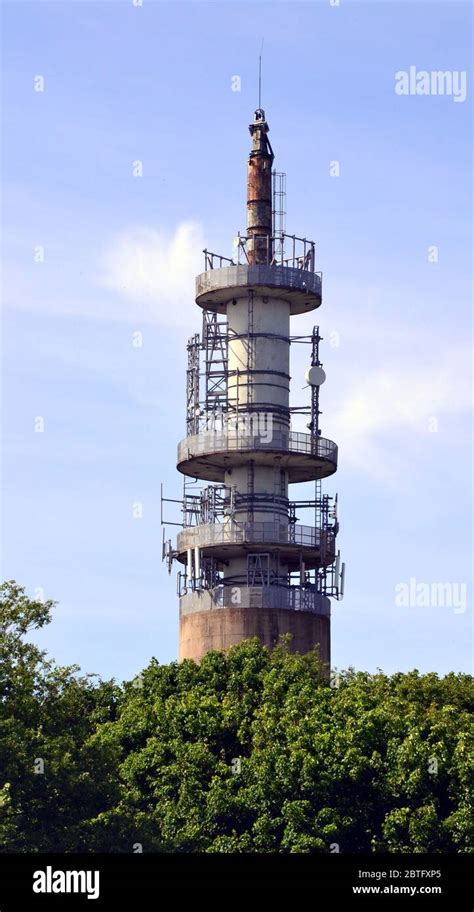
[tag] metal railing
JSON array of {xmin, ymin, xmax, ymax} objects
[
  {"xmin": 179, "ymin": 582, "xmax": 331, "ymax": 616},
  {"xmin": 204, "ymin": 250, "xmax": 235, "ymax": 270},
  {"xmin": 177, "ymin": 521, "xmax": 336, "ymax": 554},
  {"xmin": 203, "ymin": 232, "xmax": 317, "ymax": 272},
  {"xmin": 223, "ymin": 584, "xmax": 331, "ymax": 616},
  {"xmin": 178, "ymin": 429, "xmax": 337, "ymax": 465}
]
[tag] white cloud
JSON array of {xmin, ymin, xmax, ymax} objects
[
  {"xmin": 97, "ymin": 222, "xmax": 205, "ymax": 328},
  {"xmin": 3, "ymin": 221, "xmax": 206, "ymax": 328},
  {"xmin": 323, "ymin": 349, "xmax": 472, "ymax": 483}
]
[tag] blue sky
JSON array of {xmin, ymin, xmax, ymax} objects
[{"xmin": 2, "ymin": 0, "xmax": 472, "ymax": 682}]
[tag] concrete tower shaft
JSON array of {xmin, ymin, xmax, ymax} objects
[
  {"xmin": 166, "ymin": 108, "xmax": 344, "ymax": 669},
  {"xmin": 224, "ymin": 291, "xmax": 291, "ymax": 587}
]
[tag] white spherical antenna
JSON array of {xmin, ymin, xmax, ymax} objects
[{"xmin": 305, "ymin": 365, "xmax": 326, "ymax": 387}]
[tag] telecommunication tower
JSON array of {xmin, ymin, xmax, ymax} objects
[{"xmin": 162, "ymin": 107, "xmax": 344, "ymax": 666}]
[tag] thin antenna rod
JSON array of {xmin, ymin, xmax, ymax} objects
[{"xmin": 258, "ymin": 39, "xmax": 264, "ymax": 108}]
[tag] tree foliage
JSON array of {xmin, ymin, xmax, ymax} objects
[{"xmin": 1, "ymin": 581, "xmax": 472, "ymax": 853}]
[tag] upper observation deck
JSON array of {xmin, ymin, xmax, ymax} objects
[
  {"xmin": 196, "ymin": 233, "xmax": 322, "ymax": 315},
  {"xmin": 177, "ymin": 429, "xmax": 338, "ymax": 484}
]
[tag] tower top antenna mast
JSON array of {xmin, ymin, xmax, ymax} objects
[{"xmin": 258, "ymin": 40, "xmax": 264, "ymax": 109}]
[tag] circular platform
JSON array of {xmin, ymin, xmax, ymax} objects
[
  {"xmin": 176, "ymin": 521, "xmax": 336, "ymax": 571},
  {"xmin": 177, "ymin": 430, "xmax": 338, "ymax": 484},
  {"xmin": 195, "ymin": 264, "xmax": 322, "ymax": 314}
]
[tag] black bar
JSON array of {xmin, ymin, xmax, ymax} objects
[{"xmin": 0, "ymin": 853, "xmax": 471, "ymax": 910}]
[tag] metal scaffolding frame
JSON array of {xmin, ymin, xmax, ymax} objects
[
  {"xmin": 202, "ymin": 311, "xmax": 228, "ymax": 424},
  {"xmin": 186, "ymin": 333, "xmax": 200, "ymax": 436}
]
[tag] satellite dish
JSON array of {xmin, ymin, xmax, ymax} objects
[{"xmin": 305, "ymin": 366, "xmax": 326, "ymax": 386}]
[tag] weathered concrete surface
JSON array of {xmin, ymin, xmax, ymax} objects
[
  {"xmin": 195, "ymin": 265, "xmax": 322, "ymax": 315},
  {"xmin": 179, "ymin": 606, "xmax": 330, "ymax": 667}
]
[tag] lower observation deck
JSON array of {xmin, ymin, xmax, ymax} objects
[
  {"xmin": 196, "ymin": 264, "xmax": 322, "ymax": 315},
  {"xmin": 177, "ymin": 430, "xmax": 338, "ymax": 484},
  {"xmin": 177, "ymin": 521, "xmax": 336, "ymax": 571},
  {"xmin": 180, "ymin": 585, "xmax": 331, "ymax": 617}
]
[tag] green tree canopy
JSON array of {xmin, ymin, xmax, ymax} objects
[{"xmin": 1, "ymin": 582, "xmax": 472, "ymax": 853}]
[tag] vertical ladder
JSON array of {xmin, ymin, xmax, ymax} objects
[{"xmin": 272, "ymin": 171, "xmax": 286, "ymax": 264}]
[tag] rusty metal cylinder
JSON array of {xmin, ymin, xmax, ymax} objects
[{"xmin": 247, "ymin": 109, "xmax": 274, "ymax": 265}]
